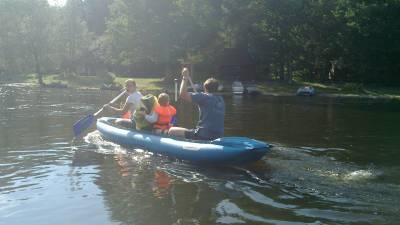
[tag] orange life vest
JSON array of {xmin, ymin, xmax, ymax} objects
[
  {"xmin": 154, "ymin": 105, "xmax": 177, "ymax": 130},
  {"xmin": 122, "ymin": 111, "xmax": 131, "ymax": 119}
]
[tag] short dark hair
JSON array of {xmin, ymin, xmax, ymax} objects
[{"xmin": 204, "ymin": 78, "xmax": 219, "ymax": 93}]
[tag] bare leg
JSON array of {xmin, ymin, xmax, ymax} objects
[
  {"xmin": 154, "ymin": 129, "xmax": 162, "ymax": 134},
  {"xmin": 168, "ymin": 127, "xmax": 189, "ymax": 138},
  {"xmin": 154, "ymin": 129, "xmax": 170, "ymax": 135}
]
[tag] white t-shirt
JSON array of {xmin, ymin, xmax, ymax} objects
[
  {"xmin": 126, "ymin": 91, "xmax": 142, "ymax": 114},
  {"xmin": 145, "ymin": 111, "xmax": 158, "ymax": 123}
]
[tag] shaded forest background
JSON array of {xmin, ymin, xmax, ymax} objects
[{"xmin": 0, "ymin": 0, "xmax": 399, "ymax": 85}]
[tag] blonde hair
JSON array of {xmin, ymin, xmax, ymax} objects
[
  {"xmin": 158, "ymin": 93, "xmax": 170, "ymax": 106},
  {"xmin": 125, "ymin": 79, "xmax": 136, "ymax": 87}
]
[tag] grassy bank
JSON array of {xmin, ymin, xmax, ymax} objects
[
  {"xmin": 0, "ymin": 73, "xmax": 38, "ymax": 84},
  {"xmin": 68, "ymin": 74, "xmax": 166, "ymax": 91},
  {"xmin": 257, "ymin": 81, "xmax": 400, "ymax": 100},
  {"xmin": 2, "ymin": 73, "xmax": 399, "ymax": 100},
  {"xmin": 0, "ymin": 73, "xmax": 166, "ymax": 91}
]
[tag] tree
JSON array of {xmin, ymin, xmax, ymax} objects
[
  {"xmin": 22, "ymin": 0, "xmax": 52, "ymax": 85},
  {"xmin": 56, "ymin": 0, "xmax": 94, "ymax": 76},
  {"xmin": 0, "ymin": 0, "xmax": 52, "ymax": 84}
]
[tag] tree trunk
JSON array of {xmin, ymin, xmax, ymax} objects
[
  {"xmin": 287, "ymin": 63, "xmax": 293, "ymax": 84},
  {"xmin": 279, "ymin": 62, "xmax": 285, "ymax": 82},
  {"xmin": 34, "ymin": 53, "xmax": 44, "ymax": 86}
]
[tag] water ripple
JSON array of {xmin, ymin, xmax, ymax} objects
[{"xmin": 215, "ymin": 199, "xmax": 320, "ymax": 225}]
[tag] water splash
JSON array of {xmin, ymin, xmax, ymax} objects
[
  {"xmin": 343, "ymin": 170, "xmax": 375, "ymax": 181},
  {"xmin": 83, "ymin": 130, "xmax": 128, "ymax": 155},
  {"xmin": 82, "ymin": 130, "xmax": 153, "ymax": 162}
]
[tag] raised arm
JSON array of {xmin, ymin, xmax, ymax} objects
[{"xmin": 179, "ymin": 68, "xmax": 192, "ymax": 102}]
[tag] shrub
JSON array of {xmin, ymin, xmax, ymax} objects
[
  {"xmin": 341, "ymin": 83, "xmax": 365, "ymax": 93},
  {"xmin": 100, "ymin": 72, "xmax": 116, "ymax": 84}
]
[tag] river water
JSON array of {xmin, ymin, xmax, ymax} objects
[{"xmin": 0, "ymin": 84, "xmax": 399, "ymax": 225}]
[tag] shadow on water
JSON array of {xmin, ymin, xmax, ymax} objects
[{"xmin": 1, "ymin": 85, "xmax": 400, "ymax": 225}]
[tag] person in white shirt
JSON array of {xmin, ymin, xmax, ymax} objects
[{"xmin": 104, "ymin": 79, "xmax": 142, "ymax": 128}]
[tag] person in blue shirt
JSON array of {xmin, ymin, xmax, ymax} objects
[{"xmin": 168, "ymin": 68, "xmax": 225, "ymax": 140}]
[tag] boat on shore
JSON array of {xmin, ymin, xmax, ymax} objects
[
  {"xmin": 96, "ymin": 117, "xmax": 270, "ymax": 165},
  {"xmin": 296, "ymin": 86, "xmax": 316, "ymax": 96},
  {"xmin": 232, "ymin": 81, "xmax": 244, "ymax": 94}
]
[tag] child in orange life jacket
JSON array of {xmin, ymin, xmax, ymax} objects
[{"xmin": 153, "ymin": 93, "xmax": 177, "ymax": 134}]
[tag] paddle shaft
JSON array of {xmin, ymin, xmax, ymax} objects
[
  {"xmin": 174, "ymin": 78, "xmax": 178, "ymax": 102},
  {"xmin": 94, "ymin": 90, "xmax": 126, "ymax": 117}
]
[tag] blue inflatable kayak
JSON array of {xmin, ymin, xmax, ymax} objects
[{"xmin": 96, "ymin": 117, "xmax": 270, "ymax": 165}]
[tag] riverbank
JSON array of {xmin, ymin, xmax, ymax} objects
[
  {"xmin": 256, "ymin": 81, "xmax": 400, "ymax": 101},
  {"xmin": 1, "ymin": 73, "xmax": 399, "ymax": 101},
  {"xmin": 0, "ymin": 73, "xmax": 166, "ymax": 91}
]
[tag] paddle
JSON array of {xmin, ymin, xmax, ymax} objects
[
  {"xmin": 73, "ymin": 90, "xmax": 126, "ymax": 137},
  {"xmin": 187, "ymin": 76, "xmax": 197, "ymax": 93}
]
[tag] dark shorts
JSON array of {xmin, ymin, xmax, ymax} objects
[{"xmin": 184, "ymin": 128, "xmax": 222, "ymax": 141}]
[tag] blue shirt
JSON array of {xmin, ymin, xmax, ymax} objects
[{"xmin": 190, "ymin": 92, "xmax": 225, "ymax": 138}]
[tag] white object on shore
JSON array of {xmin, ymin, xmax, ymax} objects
[
  {"xmin": 232, "ymin": 81, "xmax": 244, "ymax": 94},
  {"xmin": 296, "ymin": 86, "xmax": 315, "ymax": 96},
  {"xmin": 218, "ymin": 84, "xmax": 224, "ymax": 91}
]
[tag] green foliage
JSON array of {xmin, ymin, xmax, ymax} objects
[
  {"xmin": 101, "ymin": 72, "xmax": 117, "ymax": 84},
  {"xmin": 0, "ymin": 0, "xmax": 398, "ymax": 85},
  {"xmin": 341, "ymin": 83, "xmax": 365, "ymax": 93}
]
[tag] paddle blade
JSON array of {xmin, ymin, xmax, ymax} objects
[{"xmin": 73, "ymin": 114, "xmax": 95, "ymax": 137}]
